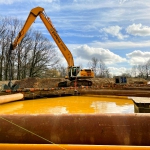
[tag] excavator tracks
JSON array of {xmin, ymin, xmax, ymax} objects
[
  {"xmin": 58, "ymin": 80, "xmax": 92, "ymax": 87},
  {"xmin": 70, "ymin": 80, "xmax": 92, "ymax": 87}
]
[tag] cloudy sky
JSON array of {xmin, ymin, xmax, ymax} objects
[{"xmin": 0, "ymin": 0, "xmax": 150, "ymax": 75}]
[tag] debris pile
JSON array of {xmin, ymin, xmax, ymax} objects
[{"xmin": 14, "ymin": 77, "xmax": 64, "ymax": 88}]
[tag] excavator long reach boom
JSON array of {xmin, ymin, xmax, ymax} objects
[
  {"xmin": 8, "ymin": 6, "xmax": 94, "ymax": 88},
  {"xmin": 11, "ymin": 7, "xmax": 74, "ymax": 67}
]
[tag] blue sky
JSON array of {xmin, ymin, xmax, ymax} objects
[{"xmin": 0, "ymin": 0, "xmax": 150, "ymax": 76}]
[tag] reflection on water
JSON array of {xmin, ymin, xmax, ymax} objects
[
  {"xmin": 48, "ymin": 106, "xmax": 68, "ymax": 114},
  {"xmin": 0, "ymin": 96, "xmax": 134, "ymax": 114},
  {"xmin": 91, "ymin": 101, "xmax": 133, "ymax": 113}
]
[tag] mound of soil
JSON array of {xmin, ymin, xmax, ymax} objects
[{"xmin": 14, "ymin": 77, "xmax": 64, "ymax": 88}]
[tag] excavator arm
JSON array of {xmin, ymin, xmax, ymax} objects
[
  {"xmin": 10, "ymin": 7, "xmax": 74, "ymax": 67},
  {"xmin": 6, "ymin": 6, "xmax": 94, "ymax": 89}
]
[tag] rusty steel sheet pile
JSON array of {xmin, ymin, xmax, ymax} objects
[
  {"xmin": 0, "ymin": 113, "xmax": 150, "ymax": 146},
  {"xmin": 1, "ymin": 87, "xmax": 150, "ymax": 99}
]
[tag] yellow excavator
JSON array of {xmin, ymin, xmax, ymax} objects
[{"xmin": 7, "ymin": 7, "xmax": 94, "ymax": 88}]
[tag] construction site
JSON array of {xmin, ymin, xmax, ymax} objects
[
  {"xmin": 1, "ymin": 77, "xmax": 150, "ymax": 99},
  {"xmin": 0, "ymin": 6, "xmax": 150, "ymax": 150},
  {"xmin": 0, "ymin": 76, "xmax": 150, "ymax": 149}
]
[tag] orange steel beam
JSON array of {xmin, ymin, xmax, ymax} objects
[{"xmin": 0, "ymin": 144, "xmax": 150, "ymax": 150}]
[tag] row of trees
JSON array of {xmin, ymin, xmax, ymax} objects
[
  {"xmin": 0, "ymin": 17, "xmax": 111, "ymax": 81},
  {"xmin": 130, "ymin": 59, "xmax": 150, "ymax": 79},
  {"xmin": 88, "ymin": 57, "xmax": 150, "ymax": 79},
  {"xmin": 118, "ymin": 59, "xmax": 150, "ymax": 79},
  {"xmin": 1, "ymin": 17, "xmax": 149, "ymax": 81},
  {"xmin": 88, "ymin": 57, "xmax": 110, "ymax": 78},
  {"xmin": 0, "ymin": 17, "xmax": 59, "ymax": 81}
]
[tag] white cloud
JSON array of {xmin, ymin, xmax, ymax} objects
[
  {"xmin": 126, "ymin": 50, "xmax": 150, "ymax": 65},
  {"xmin": 0, "ymin": 0, "xmax": 21, "ymax": 4},
  {"xmin": 74, "ymin": 44, "xmax": 126, "ymax": 65},
  {"xmin": 119, "ymin": 0, "xmax": 128, "ymax": 4},
  {"xmin": 127, "ymin": 50, "xmax": 150, "ymax": 58},
  {"xmin": 119, "ymin": 0, "xmax": 133, "ymax": 4},
  {"xmin": 89, "ymin": 40, "xmax": 150, "ymax": 49},
  {"xmin": 102, "ymin": 26, "xmax": 128, "ymax": 40},
  {"xmin": 108, "ymin": 67, "xmax": 127, "ymax": 76},
  {"xmin": 126, "ymin": 24, "xmax": 150, "ymax": 36},
  {"xmin": 0, "ymin": 0, "xmax": 58, "ymax": 4},
  {"xmin": 34, "ymin": 0, "xmax": 58, "ymax": 2}
]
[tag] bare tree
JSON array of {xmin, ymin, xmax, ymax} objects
[
  {"xmin": 14, "ymin": 28, "xmax": 34, "ymax": 80},
  {"xmin": 88, "ymin": 57, "xmax": 99, "ymax": 76},
  {"xmin": 2, "ymin": 18, "xmax": 22, "ymax": 80},
  {"xmin": 97, "ymin": 60, "xmax": 110, "ymax": 77},
  {"xmin": 88, "ymin": 57, "xmax": 110, "ymax": 78},
  {"xmin": 145, "ymin": 59, "xmax": 150, "ymax": 79},
  {"xmin": 57, "ymin": 65, "xmax": 67, "ymax": 78},
  {"xmin": 0, "ymin": 17, "xmax": 9, "ymax": 80},
  {"xmin": 136, "ymin": 59, "xmax": 150, "ymax": 79},
  {"xmin": 27, "ymin": 31, "xmax": 59, "ymax": 78},
  {"xmin": 0, "ymin": 17, "xmax": 60, "ymax": 81},
  {"xmin": 131, "ymin": 65, "xmax": 138, "ymax": 77}
]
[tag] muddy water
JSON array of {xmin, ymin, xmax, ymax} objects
[{"xmin": 0, "ymin": 96, "xmax": 134, "ymax": 114}]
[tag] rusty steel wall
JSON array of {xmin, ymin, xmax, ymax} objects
[
  {"xmin": 1, "ymin": 87, "xmax": 150, "ymax": 99},
  {"xmin": 0, "ymin": 114, "xmax": 150, "ymax": 145}
]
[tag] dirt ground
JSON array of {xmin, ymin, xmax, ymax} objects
[{"xmin": 0, "ymin": 77, "xmax": 148, "ymax": 90}]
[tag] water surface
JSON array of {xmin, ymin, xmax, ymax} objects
[{"xmin": 0, "ymin": 96, "xmax": 134, "ymax": 114}]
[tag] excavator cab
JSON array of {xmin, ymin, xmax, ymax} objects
[
  {"xmin": 68, "ymin": 66, "xmax": 80, "ymax": 80},
  {"xmin": 59, "ymin": 66, "xmax": 93, "ymax": 87}
]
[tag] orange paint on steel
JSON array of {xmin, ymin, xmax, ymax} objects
[
  {"xmin": 5, "ymin": 89, "xmax": 11, "ymax": 93},
  {"xmin": 30, "ymin": 88, "xmax": 35, "ymax": 92},
  {"xmin": 0, "ymin": 144, "xmax": 149, "ymax": 150}
]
